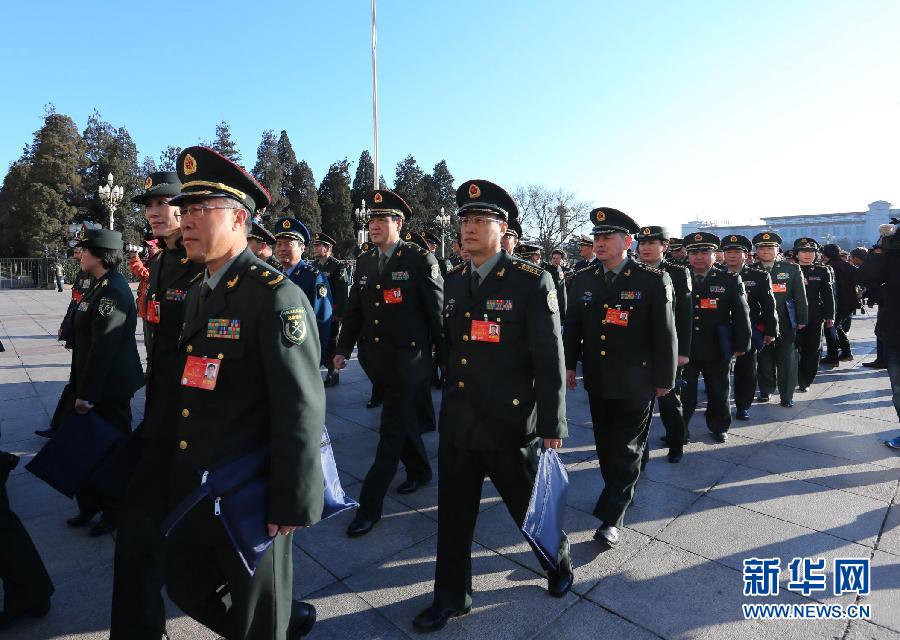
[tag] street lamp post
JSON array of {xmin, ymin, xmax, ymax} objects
[
  {"xmin": 98, "ymin": 173, "xmax": 124, "ymax": 230},
  {"xmin": 434, "ymin": 206, "xmax": 451, "ymax": 258},
  {"xmin": 354, "ymin": 199, "xmax": 371, "ymax": 248}
]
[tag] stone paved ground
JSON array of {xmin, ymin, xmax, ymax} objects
[{"xmin": 0, "ymin": 287, "xmax": 898, "ymax": 640}]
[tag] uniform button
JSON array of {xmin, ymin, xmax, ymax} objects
[
  {"xmin": 374, "ymin": 337, "xmax": 380, "ymax": 343},
  {"xmin": 458, "ymin": 381, "xmax": 465, "ymax": 388},
  {"xmin": 186, "ymin": 345, "xmax": 193, "ymax": 353},
  {"xmin": 642, "ymin": 361, "xmax": 647, "ymax": 366},
  {"xmin": 464, "ymin": 312, "xmax": 471, "ymax": 318},
  {"xmin": 695, "ymin": 327, "xmax": 700, "ymax": 331},
  {"xmin": 600, "ymin": 350, "xmax": 606, "ymax": 356},
  {"xmin": 179, "ymin": 440, "xmax": 188, "ymax": 450},
  {"xmin": 512, "ymin": 399, "xmax": 520, "ymax": 406},
  {"xmin": 603, "ymin": 304, "xmax": 609, "ymax": 309},
  {"xmin": 181, "ymin": 408, "xmax": 190, "ymax": 417},
  {"xmin": 695, "ymin": 316, "xmax": 700, "ymax": 320},
  {"xmin": 463, "ymin": 335, "xmax": 469, "ymax": 341},
  {"xmin": 496, "ymin": 317, "xmax": 501, "ymax": 322},
  {"xmin": 374, "ymin": 319, "xmax": 379, "ymax": 325},
  {"xmin": 217, "ymin": 353, "xmax": 224, "ymax": 360},
  {"xmin": 410, "ymin": 341, "xmax": 416, "ymax": 347},
  {"xmin": 601, "ymin": 320, "xmax": 607, "ymax": 325},
  {"xmin": 695, "ymin": 294, "xmax": 700, "ymax": 298},
  {"xmin": 461, "ymin": 358, "xmax": 468, "ymax": 365},
  {"xmin": 374, "ymin": 302, "xmax": 380, "ymax": 307},
  {"xmin": 600, "ymin": 335, "xmax": 606, "ymax": 341},
  {"xmin": 376, "ymin": 284, "xmax": 381, "ymax": 290}
]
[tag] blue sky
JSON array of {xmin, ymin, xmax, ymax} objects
[{"xmin": 3, "ymin": 0, "xmax": 899, "ymax": 232}]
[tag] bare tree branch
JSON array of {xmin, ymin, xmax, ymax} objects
[{"xmin": 512, "ymin": 185, "xmax": 592, "ymax": 257}]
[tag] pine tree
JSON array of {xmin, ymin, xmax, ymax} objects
[
  {"xmin": 350, "ymin": 150, "xmax": 375, "ymax": 208},
  {"xmin": 318, "ymin": 160, "xmax": 354, "ymax": 257},
  {"xmin": 209, "ymin": 121, "xmax": 242, "ymax": 164},
  {"xmin": 141, "ymin": 156, "xmax": 157, "ymax": 177},
  {"xmin": 285, "ymin": 160, "xmax": 321, "ymax": 234},
  {"xmin": 158, "ymin": 145, "xmax": 182, "ymax": 171},
  {"xmin": 252, "ymin": 130, "xmax": 286, "ymax": 216},
  {"xmin": 393, "ymin": 155, "xmax": 427, "ymax": 231},
  {"xmin": 420, "ymin": 159, "xmax": 458, "ymax": 245}
]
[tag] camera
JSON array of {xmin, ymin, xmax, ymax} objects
[{"xmin": 124, "ymin": 243, "xmax": 143, "ymax": 255}]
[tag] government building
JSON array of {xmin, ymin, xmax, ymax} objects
[{"xmin": 681, "ymin": 200, "xmax": 899, "ymax": 249}]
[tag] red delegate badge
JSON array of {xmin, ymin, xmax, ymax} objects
[
  {"xmin": 772, "ymin": 283, "xmax": 787, "ymax": 293},
  {"xmin": 605, "ymin": 308, "xmax": 629, "ymax": 326},
  {"xmin": 147, "ymin": 300, "xmax": 161, "ymax": 324},
  {"xmin": 181, "ymin": 356, "xmax": 221, "ymax": 391},
  {"xmin": 700, "ymin": 298, "xmax": 718, "ymax": 310},
  {"xmin": 470, "ymin": 320, "xmax": 501, "ymax": 342},
  {"xmin": 383, "ymin": 288, "xmax": 403, "ymax": 304}
]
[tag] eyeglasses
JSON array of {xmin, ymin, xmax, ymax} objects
[
  {"xmin": 460, "ymin": 215, "xmax": 501, "ymax": 228},
  {"xmin": 174, "ymin": 205, "xmax": 237, "ymax": 221}
]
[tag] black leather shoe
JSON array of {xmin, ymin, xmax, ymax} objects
[
  {"xmin": 397, "ymin": 478, "xmax": 428, "ymax": 495},
  {"xmin": 756, "ymin": 394, "xmax": 770, "ymax": 403},
  {"xmin": 66, "ymin": 511, "xmax": 97, "ymax": 527},
  {"xmin": 711, "ymin": 432, "xmax": 728, "ymax": 443},
  {"xmin": 780, "ymin": 400, "xmax": 794, "ymax": 408},
  {"xmin": 735, "ymin": 408, "xmax": 750, "ymax": 420},
  {"xmin": 412, "ymin": 604, "xmax": 470, "ymax": 632},
  {"xmin": 34, "ymin": 428, "xmax": 54, "ymax": 438},
  {"xmin": 547, "ymin": 546, "xmax": 574, "ymax": 597},
  {"xmin": 323, "ymin": 372, "xmax": 340, "ymax": 388},
  {"xmin": 660, "ymin": 435, "xmax": 690, "ymax": 446},
  {"xmin": 862, "ymin": 360, "xmax": 887, "ymax": 369},
  {"xmin": 667, "ymin": 450, "xmax": 683, "ymax": 463},
  {"xmin": 594, "ymin": 524, "xmax": 620, "ymax": 547},
  {"xmin": 288, "ymin": 600, "xmax": 317, "ymax": 639},
  {"xmin": 820, "ymin": 357, "xmax": 839, "ymax": 365},
  {"xmin": 346, "ymin": 512, "xmax": 379, "ymax": 537},
  {"xmin": 366, "ymin": 397, "xmax": 382, "ymax": 409},
  {"xmin": 838, "ymin": 353, "xmax": 854, "ymax": 362},
  {"xmin": 89, "ymin": 518, "xmax": 116, "ymax": 537},
  {"xmin": 0, "ymin": 601, "xmax": 51, "ymax": 630}
]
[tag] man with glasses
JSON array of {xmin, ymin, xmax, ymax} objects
[
  {"xmin": 413, "ymin": 180, "xmax": 572, "ymax": 632},
  {"xmin": 334, "ymin": 190, "xmax": 444, "ymax": 538},
  {"xmin": 163, "ymin": 146, "xmax": 324, "ymax": 640}
]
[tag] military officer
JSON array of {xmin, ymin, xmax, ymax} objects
[
  {"xmin": 65, "ymin": 229, "xmax": 144, "ymax": 535},
  {"xmin": 413, "ymin": 180, "xmax": 572, "ymax": 633},
  {"xmin": 564, "ymin": 208, "xmax": 677, "ymax": 546},
  {"xmin": 164, "ymin": 146, "xmax": 324, "ymax": 639},
  {"xmin": 720, "ymin": 234, "xmax": 778, "ymax": 421},
  {"xmin": 334, "ymin": 190, "xmax": 444, "ymax": 537},
  {"xmin": 681, "ymin": 233, "xmax": 751, "ymax": 442},
  {"xmin": 635, "ymin": 226, "xmax": 692, "ymax": 463},
  {"xmin": 572, "ymin": 234, "xmax": 597, "ymax": 272},
  {"xmin": 795, "ymin": 237, "xmax": 835, "ymax": 391},
  {"xmin": 247, "ymin": 221, "xmax": 284, "ymax": 272},
  {"xmin": 274, "ymin": 217, "xmax": 333, "ymax": 360},
  {"xmin": 668, "ymin": 237, "xmax": 687, "ymax": 265},
  {"xmin": 500, "ymin": 216, "xmax": 521, "ymax": 254},
  {"xmin": 406, "ymin": 230, "xmax": 446, "ymax": 395},
  {"xmin": 753, "ymin": 231, "xmax": 809, "ymax": 407},
  {"xmin": 421, "ymin": 230, "xmax": 450, "ymax": 278},
  {"xmin": 313, "ymin": 232, "xmax": 349, "ymax": 387}
]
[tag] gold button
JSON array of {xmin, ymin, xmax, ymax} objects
[
  {"xmin": 512, "ymin": 399, "xmax": 520, "ymax": 406},
  {"xmin": 601, "ymin": 320, "xmax": 607, "ymax": 325},
  {"xmin": 642, "ymin": 361, "xmax": 647, "ymax": 366},
  {"xmin": 461, "ymin": 358, "xmax": 468, "ymax": 365},
  {"xmin": 217, "ymin": 353, "xmax": 224, "ymax": 360},
  {"xmin": 374, "ymin": 302, "xmax": 380, "ymax": 307},
  {"xmin": 186, "ymin": 345, "xmax": 193, "ymax": 353},
  {"xmin": 496, "ymin": 317, "xmax": 501, "ymax": 322},
  {"xmin": 181, "ymin": 408, "xmax": 189, "ymax": 418},
  {"xmin": 376, "ymin": 284, "xmax": 381, "ymax": 290},
  {"xmin": 458, "ymin": 381, "xmax": 465, "ymax": 388},
  {"xmin": 695, "ymin": 294, "xmax": 700, "ymax": 298},
  {"xmin": 410, "ymin": 341, "xmax": 416, "ymax": 347},
  {"xmin": 600, "ymin": 350, "xmax": 606, "ymax": 356},
  {"xmin": 464, "ymin": 312, "xmax": 471, "ymax": 318},
  {"xmin": 603, "ymin": 304, "xmax": 609, "ymax": 309},
  {"xmin": 600, "ymin": 335, "xmax": 606, "ymax": 341},
  {"xmin": 463, "ymin": 335, "xmax": 469, "ymax": 341},
  {"xmin": 695, "ymin": 316, "xmax": 700, "ymax": 320},
  {"xmin": 374, "ymin": 319, "xmax": 379, "ymax": 325},
  {"xmin": 374, "ymin": 337, "xmax": 380, "ymax": 343},
  {"xmin": 179, "ymin": 440, "xmax": 188, "ymax": 450},
  {"xmin": 695, "ymin": 327, "xmax": 700, "ymax": 331}
]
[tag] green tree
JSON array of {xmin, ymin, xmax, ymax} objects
[
  {"xmin": 350, "ymin": 149, "xmax": 375, "ymax": 208},
  {"xmin": 285, "ymin": 160, "xmax": 322, "ymax": 234},
  {"xmin": 420, "ymin": 159, "xmax": 457, "ymax": 238},
  {"xmin": 252, "ymin": 130, "xmax": 286, "ymax": 215},
  {"xmin": 393, "ymin": 155, "xmax": 427, "ymax": 231},
  {"xmin": 141, "ymin": 156, "xmax": 157, "ymax": 177},
  {"xmin": 318, "ymin": 160, "xmax": 354, "ymax": 257},
  {"xmin": 208, "ymin": 120, "xmax": 242, "ymax": 164},
  {"xmin": 158, "ymin": 145, "xmax": 182, "ymax": 171}
]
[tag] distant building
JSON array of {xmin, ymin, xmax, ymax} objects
[{"xmin": 681, "ymin": 201, "xmax": 898, "ymax": 249}]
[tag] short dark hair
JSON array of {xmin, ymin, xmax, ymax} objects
[{"xmin": 86, "ymin": 246, "xmax": 122, "ymax": 270}]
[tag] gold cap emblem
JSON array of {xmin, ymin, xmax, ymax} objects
[
  {"xmin": 282, "ymin": 220, "xmax": 291, "ymax": 229},
  {"xmin": 695, "ymin": 233, "xmax": 703, "ymax": 241},
  {"xmin": 373, "ymin": 192, "xmax": 383, "ymax": 204},
  {"xmin": 730, "ymin": 235, "xmax": 737, "ymax": 241},
  {"xmin": 468, "ymin": 183, "xmax": 481, "ymax": 199},
  {"xmin": 144, "ymin": 176, "xmax": 153, "ymax": 189},
  {"xmin": 642, "ymin": 227, "xmax": 651, "ymax": 235},
  {"xmin": 596, "ymin": 211, "xmax": 606, "ymax": 222},
  {"xmin": 183, "ymin": 154, "xmax": 197, "ymax": 175},
  {"xmin": 762, "ymin": 233, "xmax": 771, "ymax": 240}
]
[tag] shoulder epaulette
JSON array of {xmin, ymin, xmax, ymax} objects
[
  {"xmin": 575, "ymin": 264, "xmax": 595, "ymax": 275},
  {"xmin": 247, "ymin": 263, "xmax": 286, "ymax": 288},
  {"xmin": 512, "ymin": 258, "xmax": 543, "ymax": 278},
  {"xmin": 633, "ymin": 261, "xmax": 664, "ymax": 276},
  {"xmin": 744, "ymin": 265, "xmax": 767, "ymax": 275},
  {"xmin": 189, "ymin": 271, "xmax": 204, "ymax": 285},
  {"xmin": 447, "ymin": 261, "xmax": 467, "ymax": 276}
]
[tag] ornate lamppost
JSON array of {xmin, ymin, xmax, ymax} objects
[
  {"xmin": 434, "ymin": 206, "xmax": 451, "ymax": 258},
  {"xmin": 98, "ymin": 173, "xmax": 124, "ymax": 230},
  {"xmin": 354, "ymin": 198, "xmax": 371, "ymax": 247}
]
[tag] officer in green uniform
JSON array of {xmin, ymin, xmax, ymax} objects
[
  {"xmin": 163, "ymin": 146, "xmax": 324, "ymax": 640},
  {"xmin": 247, "ymin": 221, "xmax": 284, "ymax": 272},
  {"xmin": 720, "ymin": 234, "xmax": 778, "ymax": 421},
  {"xmin": 500, "ymin": 216, "xmax": 522, "ymax": 255},
  {"xmin": 66, "ymin": 229, "xmax": 145, "ymax": 535},
  {"xmin": 635, "ymin": 226, "xmax": 692, "ymax": 463},
  {"xmin": 313, "ymin": 232, "xmax": 349, "ymax": 387},
  {"xmin": 335, "ymin": 190, "xmax": 444, "ymax": 537},
  {"xmin": 795, "ymin": 237, "xmax": 835, "ymax": 391},
  {"xmin": 681, "ymin": 232, "xmax": 751, "ymax": 442},
  {"xmin": 413, "ymin": 180, "xmax": 572, "ymax": 633},
  {"xmin": 753, "ymin": 232, "xmax": 809, "ymax": 407},
  {"xmin": 111, "ymin": 171, "xmax": 206, "ymax": 639},
  {"xmin": 565, "ymin": 208, "xmax": 677, "ymax": 546},
  {"xmin": 668, "ymin": 237, "xmax": 687, "ymax": 265}
]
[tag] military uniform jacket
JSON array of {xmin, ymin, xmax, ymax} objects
[
  {"xmin": 688, "ymin": 269, "xmax": 752, "ymax": 360},
  {"xmin": 660, "ymin": 260, "xmax": 692, "ymax": 358},
  {"xmin": 337, "ymin": 239, "xmax": 444, "ymax": 361},
  {"xmin": 72, "ymin": 269, "xmax": 94, "ymax": 303},
  {"xmin": 265, "ymin": 255, "xmax": 285, "ymax": 273},
  {"xmin": 542, "ymin": 262, "xmax": 568, "ymax": 319},
  {"xmin": 172, "ymin": 248, "xmax": 325, "ymax": 527},
  {"xmin": 71, "ymin": 270, "xmax": 144, "ymax": 403},
  {"xmin": 564, "ymin": 258, "xmax": 677, "ymax": 399},
  {"xmin": 800, "ymin": 264, "xmax": 835, "ymax": 324},
  {"xmin": 286, "ymin": 260, "xmax": 333, "ymax": 355},
  {"xmin": 754, "ymin": 260, "xmax": 809, "ymax": 333},
  {"xmin": 739, "ymin": 266, "xmax": 779, "ymax": 338},
  {"xmin": 143, "ymin": 242, "xmax": 205, "ymax": 440},
  {"xmin": 318, "ymin": 255, "xmax": 349, "ymax": 319},
  {"xmin": 440, "ymin": 251, "xmax": 567, "ymax": 450}
]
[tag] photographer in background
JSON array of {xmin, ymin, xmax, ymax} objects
[
  {"xmin": 127, "ymin": 238, "xmax": 160, "ymax": 341},
  {"xmin": 856, "ymin": 221, "xmax": 900, "ymax": 449}
]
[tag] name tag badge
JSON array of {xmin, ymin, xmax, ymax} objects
[
  {"xmin": 772, "ymin": 283, "xmax": 787, "ymax": 293},
  {"xmin": 147, "ymin": 301, "xmax": 161, "ymax": 324},
  {"xmin": 470, "ymin": 320, "xmax": 501, "ymax": 342},
  {"xmin": 383, "ymin": 288, "xmax": 403, "ymax": 304},
  {"xmin": 181, "ymin": 355, "xmax": 220, "ymax": 391},
  {"xmin": 700, "ymin": 298, "xmax": 718, "ymax": 309},
  {"xmin": 605, "ymin": 308, "xmax": 630, "ymax": 326}
]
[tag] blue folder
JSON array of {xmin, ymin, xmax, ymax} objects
[
  {"xmin": 321, "ymin": 427, "xmax": 359, "ymax": 519},
  {"xmin": 717, "ymin": 324, "xmax": 734, "ymax": 360},
  {"xmin": 785, "ymin": 299, "xmax": 798, "ymax": 330},
  {"xmin": 521, "ymin": 448, "xmax": 568, "ymax": 571},
  {"xmin": 26, "ymin": 411, "xmax": 124, "ymax": 498},
  {"xmin": 88, "ymin": 424, "xmax": 145, "ymax": 499}
]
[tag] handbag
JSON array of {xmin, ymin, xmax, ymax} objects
[{"xmin": 521, "ymin": 448, "xmax": 569, "ymax": 571}]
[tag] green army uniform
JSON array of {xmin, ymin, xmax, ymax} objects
[
  {"xmin": 423, "ymin": 181, "xmax": 571, "ymax": 627},
  {"xmin": 248, "ymin": 220, "xmax": 284, "ymax": 273},
  {"xmin": 111, "ymin": 173, "xmax": 207, "ymax": 640},
  {"xmin": 795, "ymin": 238, "xmax": 835, "ymax": 390},
  {"xmin": 564, "ymin": 209, "xmax": 676, "ymax": 533},
  {"xmin": 163, "ymin": 147, "xmax": 325, "ymax": 640},
  {"xmin": 337, "ymin": 191, "xmax": 444, "ymax": 535},
  {"xmin": 681, "ymin": 233, "xmax": 751, "ymax": 440},
  {"xmin": 753, "ymin": 232, "xmax": 809, "ymax": 406}
]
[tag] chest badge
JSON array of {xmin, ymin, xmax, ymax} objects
[
  {"xmin": 486, "ymin": 299, "xmax": 513, "ymax": 311},
  {"xmin": 207, "ymin": 318, "xmax": 241, "ymax": 339}
]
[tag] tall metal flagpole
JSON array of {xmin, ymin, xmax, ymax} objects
[{"xmin": 371, "ymin": 0, "xmax": 379, "ymax": 187}]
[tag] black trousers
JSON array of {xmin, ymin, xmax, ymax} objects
[
  {"xmin": 324, "ymin": 320, "xmax": 341, "ymax": 375},
  {"xmin": 418, "ymin": 349, "xmax": 437, "ymax": 433},
  {"xmin": 733, "ymin": 349, "xmax": 759, "ymax": 411},
  {"xmin": 0, "ymin": 459, "xmax": 54, "ymax": 614},
  {"xmin": 110, "ymin": 440, "xmax": 173, "ymax": 640},
  {"xmin": 357, "ymin": 344, "xmax": 432, "ymax": 520},
  {"xmin": 682, "ymin": 358, "xmax": 732, "ymax": 434},
  {"xmin": 74, "ymin": 397, "xmax": 133, "ymax": 523},
  {"xmin": 167, "ymin": 521, "xmax": 293, "ymax": 640},
  {"xmin": 432, "ymin": 441, "xmax": 568, "ymax": 610},
  {"xmin": 49, "ymin": 383, "xmax": 76, "ymax": 432},
  {"xmin": 797, "ymin": 321, "xmax": 825, "ymax": 388},
  {"xmin": 758, "ymin": 333, "xmax": 798, "ymax": 403},
  {"xmin": 588, "ymin": 393, "xmax": 652, "ymax": 528},
  {"xmin": 825, "ymin": 313, "xmax": 853, "ymax": 358},
  {"xmin": 640, "ymin": 368, "xmax": 688, "ymax": 468}
]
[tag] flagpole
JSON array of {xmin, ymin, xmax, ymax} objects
[{"xmin": 371, "ymin": 0, "xmax": 379, "ymax": 188}]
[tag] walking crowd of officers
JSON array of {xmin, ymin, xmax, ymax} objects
[{"xmin": 3, "ymin": 143, "xmax": 895, "ymax": 639}]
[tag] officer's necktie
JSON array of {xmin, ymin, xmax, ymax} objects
[
  {"xmin": 200, "ymin": 282, "xmax": 212, "ymax": 303},
  {"xmin": 604, "ymin": 270, "xmax": 616, "ymax": 289},
  {"xmin": 471, "ymin": 272, "xmax": 481, "ymax": 296},
  {"xmin": 694, "ymin": 274, "xmax": 705, "ymax": 289},
  {"xmin": 377, "ymin": 254, "xmax": 388, "ymax": 275}
]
